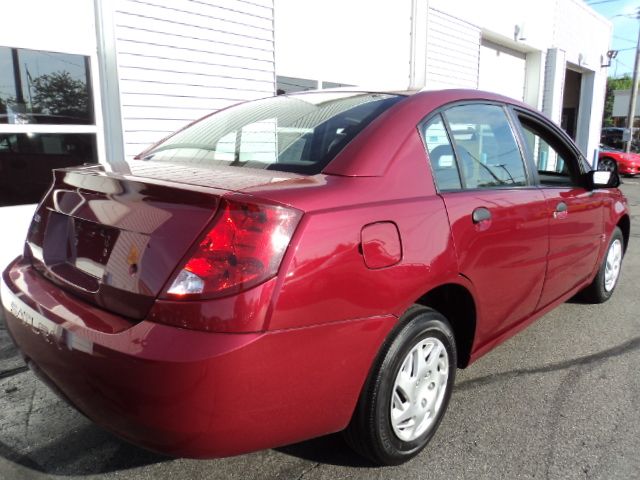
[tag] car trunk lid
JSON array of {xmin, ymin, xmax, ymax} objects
[{"xmin": 25, "ymin": 166, "xmax": 227, "ymax": 320}]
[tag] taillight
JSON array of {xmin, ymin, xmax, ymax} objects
[{"xmin": 163, "ymin": 199, "xmax": 301, "ymax": 299}]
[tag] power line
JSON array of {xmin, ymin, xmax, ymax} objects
[
  {"xmin": 613, "ymin": 34, "xmax": 638, "ymax": 44},
  {"xmin": 39, "ymin": 52, "xmax": 84, "ymax": 70},
  {"xmin": 587, "ymin": 0, "xmax": 628, "ymax": 5},
  {"xmin": 615, "ymin": 57, "xmax": 634, "ymax": 71}
]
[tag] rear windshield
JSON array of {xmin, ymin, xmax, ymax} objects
[{"xmin": 142, "ymin": 92, "xmax": 404, "ymax": 174}]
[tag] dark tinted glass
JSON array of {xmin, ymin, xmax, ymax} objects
[
  {"xmin": 445, "ymin": 104, "xmax": 527, "ymax": 188},
  {"xmin": 0, "ymin": 133, "xmax": 97, "ymax": 206},
  {"xmin": 144, "ymin": 92, "xmax": 404, "ymax": 174},
  {"xmin": 0, "ymin": 47, "xmax": 93, "ymax": 125}
]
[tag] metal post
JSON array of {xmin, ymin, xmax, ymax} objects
[
  {"xmin": 625, "ymin": 10, "xmax": 640, "ymax": 153},
  {"xmin": 10, "ymin": 48, "xmax": 25, "ymax": 105}
]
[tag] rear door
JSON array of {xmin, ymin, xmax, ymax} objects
[
  {"xmin": 512, "ymin": 111, "xmax": 604, "ymax": 309},
  {"xmin": 421, "ymin": 103, "xmax": 548, "ymax": 343}
]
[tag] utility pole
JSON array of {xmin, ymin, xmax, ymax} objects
[{"xmin": 625, "ymin": 8, "xmax": 640, "ymax": 153}]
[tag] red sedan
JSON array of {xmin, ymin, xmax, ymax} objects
[
  {"xmin": 598, "ymin": 145, "xmax": 640, "ymax": 176},
  {"xmin": 2, "ymin": 90, "xmax": 630, "ymax": 466}
]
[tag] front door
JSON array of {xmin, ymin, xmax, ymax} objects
[{"xmin": 515, "ymin": 115, "xmax": 603, "ymax": 309}]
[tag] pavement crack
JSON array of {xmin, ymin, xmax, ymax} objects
[
  {"xmin": 296, "ymin": 462, "xmax": 321, "ymax": 480},
  {"xmin": 24, "ymin": 387, "xmax": 36, "ymax": 436},
  {"xmin": 0, "ymin": 365, "xmax": 28, "ymax": 380},
  {"xmin": 456, "ymin": 336, "xmax": 640, "ymax": 391},
  {"xmin": 543, "ymin": 367, "xmax": 586, "ymax": 480}
]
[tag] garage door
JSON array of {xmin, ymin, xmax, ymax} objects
[{"xmin": 479, "ymin": 40, "xmax": 526, "ymax": 101}]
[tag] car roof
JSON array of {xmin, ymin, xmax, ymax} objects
[
  {"xmin": 285, "ymin": 88, "xmax": 523, "ymax": 102},
  {"xmin": 323, "ymin": 89, "xmax": 537, "ymax": 177}
]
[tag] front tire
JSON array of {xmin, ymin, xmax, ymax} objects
[
  {"xmin": 345, "ymin": 306, "xmax": 457, "ymax": 465},
  {"xmin": 580, "ymin": 227, "xmax": 624, "ymax": 303},
  {"xmin": 598, "ymin": 157, "xmax": 617, "ymax": 172}
]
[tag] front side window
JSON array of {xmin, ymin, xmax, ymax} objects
[
  {"xmin": 518, "ymin": 117, "xmax": 578, "ymax": 187},
  {"xmin": 444, "ymin": 104, "xmax": 527, "ymax": 188},
  {"xmin": 143, "ymin": 92, "xmax": 404, "ymax": 174}
]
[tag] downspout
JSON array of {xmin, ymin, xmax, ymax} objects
[
  {"xmin": 409, "ymin": 0, "xmax": 429, "ymax": 90},
  {"xmin": 94, "ymin": 0, "xmax": 129, "ymax": 173}
]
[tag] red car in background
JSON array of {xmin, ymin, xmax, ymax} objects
[
  {"xmin": 2, "ymin": 90, "xmax": 630, "ymax": 466},
  {"xmin": 598, "ymin": 145, "xmax": 640, "ymax": 176}
]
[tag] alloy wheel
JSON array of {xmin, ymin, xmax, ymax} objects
[{"xmin": 598, "ymin": 158, "xmax": 617, "ymax": 172}]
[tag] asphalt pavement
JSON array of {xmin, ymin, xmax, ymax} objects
[{"xmin": 1, "ymin": 182, "xmax": 639, "ymax": 480}]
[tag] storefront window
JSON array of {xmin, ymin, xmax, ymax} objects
[
  {"xmin": 0, "ymin": 133, "xmax": 97, "ymax": 206},
  {"xmin": 0, "ymin": 47, "xmax": 97, "ymax": 207},
  {"xmin": 0, "ymin": 47, "xmax": 93, "ymax": 125},
  {"xmin": 276, "ymin": 76, "xmax": 354, "ymax": 95}
]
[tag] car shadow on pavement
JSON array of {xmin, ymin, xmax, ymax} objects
[
  {"xmin": 275, "ymin": 433, "xmax": 374, "ymax": 468},
  {"xmin": 0, "ymin": 424, "xmax": 170, "ymax": 475},
  {"xmin": 565, "ymin": 294, "xmax": 590, "ymax": 304}
]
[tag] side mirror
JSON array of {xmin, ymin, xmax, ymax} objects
[
  {"xmin": 587, "ymin": 169, "xmax": 619, "ymax": 189},
  {"xmin": 593, "ymin": 170, "xmax": 612, "ymax": 186}
]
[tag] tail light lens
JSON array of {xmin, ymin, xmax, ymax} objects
[{"xmin": 163, "ymin": 199, "xmax": 301, "ymax": 299}]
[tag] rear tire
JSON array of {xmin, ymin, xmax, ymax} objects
[
  {"xmin": 344, "ymin": 306, "xmax": 456, "ymax": 465},
  {"xmin": 580, "ymin": 227, "xmax": 624, "ymax": 303}
]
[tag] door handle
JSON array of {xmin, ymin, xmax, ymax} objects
[
  {"xmin": 472, "ymin": 207, "xmax": 491, "ymax": 224},
  {"xmin": 553, "ymin": 202, "xmax": 568, "ymax": 219}
]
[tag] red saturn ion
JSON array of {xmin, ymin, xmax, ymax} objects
[{"xmin": 2, "ymin": 90, "xmax": 630, "ymax": 465}]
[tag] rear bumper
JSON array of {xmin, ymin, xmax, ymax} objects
[{"xmin": 2, "ymin": 258, "xmax": 396, "ymax": 458}]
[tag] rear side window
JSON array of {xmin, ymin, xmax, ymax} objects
[
  {"xmin": 421, "ymin": 115, "xmax": 462, "ymax": 190},
  {"xmin": 444, "ymin": 104, "xmax": 527, "ymax": 188},
  {"xmin": 142, "ymin": 92, "xmax": 404, "ymax": 174}
]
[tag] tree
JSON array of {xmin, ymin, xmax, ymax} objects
[
  {"xmin": 30, "ymin": 71, "xmax": 88, "ymax": 121},
  {"xmin": 603, "ymin": 75, "xmax": 633, "ymax": 127}
]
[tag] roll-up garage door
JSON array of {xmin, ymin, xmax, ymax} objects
[{"xmin": 479, "ymin": 40, "xmax": 526, "ymax": 101}]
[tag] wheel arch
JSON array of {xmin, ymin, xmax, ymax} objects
[
  {"xmin": 414, "ymin": 283, "xmax": 477, "ymax": 368},
  {"xmin": 618, "ymin": 214, "xmax": 631, "ymax": 254}
]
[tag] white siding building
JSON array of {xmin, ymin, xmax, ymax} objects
[
  {"xmin": 0, "ymin": 0, "xmax": 612, "ymax": 270},
  {"xmin": 0, "ymin": 0, "xmax": 276, "ymax": 269},
  {"xmin": 275, "ymin": 0, "xmax": 611, "ymax": 163},
  {"xmin": 111, "ymin": 0, "xmax": 276, "ymax": 160}
]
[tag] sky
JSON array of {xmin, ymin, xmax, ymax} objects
[{"xmin": 586, "ymin": 0, "xmax": 640, "ymax": 77}]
